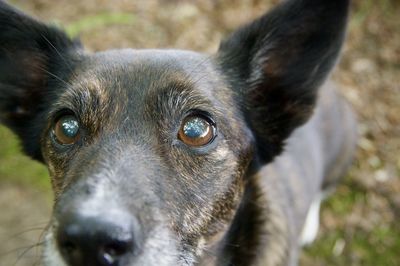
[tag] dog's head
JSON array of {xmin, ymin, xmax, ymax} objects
[{"xmin": 0, "ymin": 1, "xmax": 348, "ymax": 265}]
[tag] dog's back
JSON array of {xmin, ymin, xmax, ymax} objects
[{"xmin": 253, "ymin": 81, "xmax": 357, "ymax": 265}]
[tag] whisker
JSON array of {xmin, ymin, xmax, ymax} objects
[
  {"xmin": 40, "ymin": 33, "xmax": 83, "ymax": 85},
  {"xmin": 3, "ymin": 222, "xmax": 48, "ymax": 241},
  {"xmin": 40, "ymin": 33, "xmax": 74, "ymax": 73},
  {"xmin": 1, "ymin": 241, "xmax": 43, "ymax": 257},
  {"xmin": 12, "ymin": 241, "xmax": 44, "ymax": 266},
  {"xmin": 33, "ymin": 223, "xmax": 51, "ymax": 265},
  {"xmin": 2, "ymin": 222, "xmax": 50, "ymax": 266},
  {"xmin": 42, "ymin": 68, "xmax": 73, "ymax": 87}
]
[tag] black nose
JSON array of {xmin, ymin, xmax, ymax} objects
[{"xmin": 57, "ymin": 211, "xmax": 138, "ymax": 266}]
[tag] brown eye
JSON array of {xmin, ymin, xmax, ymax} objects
[
  {"xmin": 178, "ymin": 114, "xmax": 216, "ymax": 147},
  {"xmin": 53, "ymin": 115, "xmax": 80, "ymax": 145}
]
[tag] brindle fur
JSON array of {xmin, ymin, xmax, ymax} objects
[{"xmin": 0, "ymin": 0, "xmax": 356, "ymax": 265}]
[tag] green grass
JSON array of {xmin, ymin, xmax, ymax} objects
[
  {"xmin": 63, "ymin": 12, "xmax": 136, "ymax": 37},
  {"xmin": 0, "ymin": 126, "xmax": 50, "ymax": 190},
  {"xmin": 305, "ymin": 223, "xmax": 400, "ymax": 266},
  {"xmin": 303, "ymin": 178, "xmax": 400, "ymax": 266},
  {"xmin": 350, "ymin": 0, "xmax": 397, "ymax": 29}
]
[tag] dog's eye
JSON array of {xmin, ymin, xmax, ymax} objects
[
  {"xmin": 178, "ymin": 114, "xmax": 216, "ymax": 147},
  {"xmin": 53, "ymin": 115, "xmax": 80, "ymax": 145}
]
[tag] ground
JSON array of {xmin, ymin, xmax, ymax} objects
[{"xmin": 0, "ymin": 0, "xmax": 399, "ymax": 265}]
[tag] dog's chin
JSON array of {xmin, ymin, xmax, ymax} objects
[
  {"xmin": 43, "ymin": 231, "xmax": 67, "ymax": 266},
  {"xmin": 43, "ymin": 224, "xmax": 196, "ymax": 266}
]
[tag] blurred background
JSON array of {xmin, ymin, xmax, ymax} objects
[{"xmin": 0, "ymin": 0, "xmax": 399, "ymax": 265}]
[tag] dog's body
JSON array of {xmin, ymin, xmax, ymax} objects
[{"xmin": 0, "ymin": 1, "xmax": 356, "ymax": 265}]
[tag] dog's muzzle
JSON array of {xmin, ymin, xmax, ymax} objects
[{"xmin": 56, "ymin": 210, "xmax": 140, "ymax": 266}]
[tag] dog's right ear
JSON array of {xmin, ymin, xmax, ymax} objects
[
  {"xmin": 0, "ymin": 1, "xmax": 81, "ymax": 161},
  {"xmin": 217, "ymin": 0, "xmax": 349, "ymax": 164}
]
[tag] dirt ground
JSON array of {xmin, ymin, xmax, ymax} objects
[
  {"xmin": 0, "ymin": 0, "xmax": 399, "ymax": 265},
  {"xmin": 0, "ymin": 184, "xmax": 50, "ymax": 266}
]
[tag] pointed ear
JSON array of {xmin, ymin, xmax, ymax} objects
[
  {"xmin": 217, "ymin": 0, "xmax": 349, "ymax": 163},
  {"xmin": 0, "ymin": 2, "xmax": 82, "ymax": 161}
]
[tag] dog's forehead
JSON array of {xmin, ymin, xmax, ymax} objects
[
  {"xmin": 84, "ymin": 49, "xmax": 214, "ymax": 82},
  {"xmin": 67, "ymin": 48, "xmax": 220, "ymax": 110},
  {"xmin": 56, "ymin": 48, "xmax": 230, "ymax": 137}
]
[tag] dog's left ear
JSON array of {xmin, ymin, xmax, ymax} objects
[
  {"xmin": 0, "ymin": 2, "xmax": 82, "ymax": 161},
  {"xmin": 217, "ymin": 0, "xmax": 349, "ymax": 163}
]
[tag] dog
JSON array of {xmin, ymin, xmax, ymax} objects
[{"xmin": 0, "ymin": 0, "xmax": 357, "ymax": 265}]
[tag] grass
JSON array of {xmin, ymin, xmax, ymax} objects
[
  {"xmin": 350, "ymin": 0, "xmax": 398, "ymax": 33},
  {"xmin": 305, "ymin": 225, "xmax": 400, "ymax": 266},
  {"xmin": 303, "ymin": 178, "xmax": 400, "ymax": 266},
  {"xmin": 0, "ymin": 126, "xmax": 50, "ymax": 191},
  {"xmin": 63, "ymin": 12, "xmax": 136, "ymax": 37}
]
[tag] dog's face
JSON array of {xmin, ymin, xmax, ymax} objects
[
  {"xmin": 0, "ymin": 1, "xmax": 348, "ymax": 265},
  {"xmin": 42, "ymin": 50, "xmax": 255, "ymax": 265}
]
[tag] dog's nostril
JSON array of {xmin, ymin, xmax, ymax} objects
[
  {"xmin": 104, "ymin": 240, "xmax": 131, "ymax": 257},
  {"xmin": 59, "ymin": 240, "xmax": 82, "ymax": 263},
  {"xmin": 101, "ymin": 240, "xmax": 132, "ymax": 264},
  {"xmin": 62, "ymin": 240, "xmax": 77, "ymax": 254}
]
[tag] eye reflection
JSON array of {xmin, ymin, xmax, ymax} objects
[
  {"xmin": 53, "ymin": 115, "xmax": 80, "ymax": 145},
  {"xmin": 183, "ymin": 117, "xmax": 210, "ymax": 139},
  {"xmin": 178, "ymin": 114, "xmax": 215, "ymax": 147}
]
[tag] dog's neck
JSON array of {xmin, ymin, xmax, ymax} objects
[
  {"xmin": 197, "ymin": 172, "xmax": 290, "ymax": 266},
  {"xmin": 218, "ymin": 176, "xmax": 267, "ymax": 265}
]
